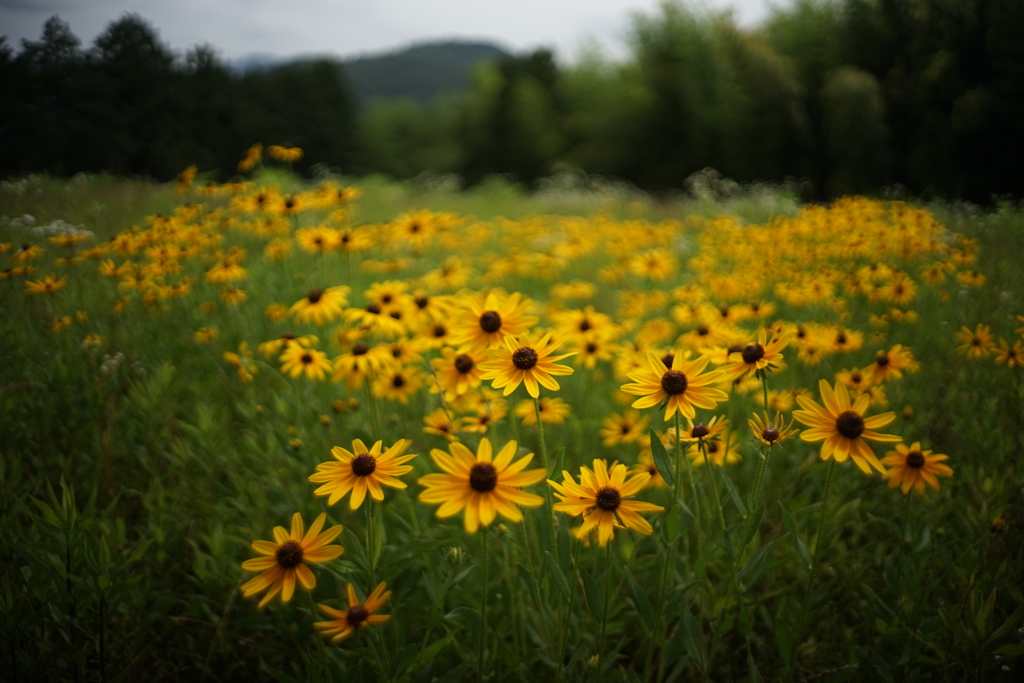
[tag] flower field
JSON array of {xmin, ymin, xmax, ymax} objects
[{"xmin": 2, "ymin": 167, "xmax": 1023, "ymax": 682}]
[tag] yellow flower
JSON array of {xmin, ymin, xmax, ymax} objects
[
  {"xmin": 423, "ymin": 408, "xmax": 460, "ymax": 441},
  {"xmin": 994, "ymin": 339, "xmax": 1023, "ymax": 368},
  {"xmin": 548, "ymin": 459, "xmax": 663, "ymax": 547},
  {"xmin": 315, "ymin": 582, "xmax": 391, "ymax": 644},
  {"xmin": 794, "ymin": 379, "xmax": 901, "ymax": 474},
  {"xmin": 721, "ymin": 328, "xmax": 793, "ymax": 381},
  {"xmin": 280, "ymin": 345, "xmax": 333, "ymax": 381},
  {"xmin": 449, "ymin": 291, "xmax": 539, "ymax": 350},
  {"xmin": 241, "ymin": 512, "xmax": 344, "ymax": 608},
  {"xmin": 598, "ymin": 409, "xmax": 651, "ymax": 447},
  {"xmin": 955, "ymin": 324, "xmax": 995, "ymax": 359},
  {"xmin": 747, "ymin": 411, "xmax": 799, "ymax": 447},
  {"xmin": 687, "ymin": 431, "xmax": 741, "ymax": 467},
  {"xmin": 880, "ymin": 442, "xmax": 953, "ymax": 495},
  {"xmin": 862, "ymin": 345, "xmax": 919, "ymax": 384},
  {"xmin": 478, "ymin": 332, "xmax": 575, "ymax": 398},
  {"xmin": 621, "ymin": 353, "xmax": 727, "ymax": 421},
  {"xmin": 430, "ymin": 347, "xmax": 486, "ymax": 398},
  {"xmin": 514, "ymin": 396, "xmax": 571, "ymax": 426},
  {"xmin": 24, "ymin": 274, "xmax": 68, "ymax": 295},
  {"xmin": 371, "ymin": 366, "xmax": 425, "ymax": 403},
  {"xmin": 310, "ymin": 439, "xmax": 417, "ymax": 509},
  {"xmin": 418, "ymin": 438, "xmax": 545, "ymax": 533},
  {"xmin": 290, "ymin": 287, "xmax": 350, "ymax": 326},
  {"xmin": 194, "ymin": 326, "xmax": 219, "ymax": 343}
]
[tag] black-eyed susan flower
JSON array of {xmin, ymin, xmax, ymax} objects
[
  {"xmin": 241, "ymin": 512, "xmax": 344, "ymax": 608},
  {"xmin": 449, "ymin": 291, "xmax": 539, "ymax": 350},
  {"xmin": 514, "ymin": 396, "xmax": 571, "ymax": 425},
  {"xmin": 721, "ymin": 327, "xmax": 793, "ymax": 380},
  {"xmin": 677, "ymin": 415, "xmax": 729, "ymax": 443},
  {"xmin": 687, "ymin": 431, "xmax": 741, "ymax": 467},
  {"xmin": 280, "ymin": 345, "xmax": 333, "ymax": 381},
  {"xmin": 423, "ymin": 408, "xmax": 459, "ymax": 441},
  {"xmin": 371, "ymin": 366, "xmax": 425, "ymax": 403},
  {"xmin": 628, "ymin": 453, "xmax": 667, "ymax": 489},
  {"xmin": 863, "ymin": 345, "xmax": 919, "ymax": 384},
  {"xmin": 548, "ymin": 459, "xmax": 663, "ymax": 546},
  {"xmin": 223, "ymin": 342, "xmax": 258, "ymax": 383},
  {"xmin": 955, "ymin": 324, "xmax": 995, "ymax": 359},
  {"xmin": 598, "ymin": 409, "xmax": 650, "ymax": 447},
  {"xmin": 478, "ymin": 332, "xmax": 575, "ymax": 398},
  {"xmin": 430, "ymin": 347, "xmax": 486, "ymax": 398},
  {"xmin": 24, "ymin": 274, "xmax": 68, "ymax": 295},
  {"xmin": 622, "ymin": 353, "xmax": 727, "ymax": 421},
  {"xmin": 315, "ymin": 582, "xmax": 391, "ymax": 643},
  {"xmin": 880, "ymin": 442, "xmax": 953, "ymax": 495},
  {"xmin": 290, "ymin": 286, "xmax": 350, "ymax": 326},
  {"xmin": 794, "ymin": 379, "xmax": 902, "ymax": 474},
  {"xmin": 331, "ymin": 341, "xmax": 387, "ymax": 389},
  {"xmin": 268, "ymin": 143, "xmax": 303, "ymax": 163},
  {"xmin": 748, "ymin": 411, "xmax": 799, "ymax": 447},
  {"xmin": 994, "ymin": 339, "xmax": 1023, "ymax": 368},
  {"xmin": 258, "ymin": 332, "xmax": 318, "ymax": 359},
  {"xmin": 418, "ymin": 438, "xmax": 545, "ymax": 533},
  {"xmin": 309, "ymin": 439, "xmax": 417, "ymax": 509}
]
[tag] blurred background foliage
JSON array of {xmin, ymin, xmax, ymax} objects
[{"xmin": 1, "ymin": 0, "xmax": 1023, "ymax": 200}]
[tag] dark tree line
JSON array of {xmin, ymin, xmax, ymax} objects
[
  {"xmin": 3, "ymin": 2, "xmax": 1024, "ymax": 201},
  {"xmin": 0, "ymin": 15, "xmax": 359, "ymax": 180}
]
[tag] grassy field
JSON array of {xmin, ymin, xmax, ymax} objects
[{"xmin": 1, "ymin": 169, "xmax": 1022, "ymax": 683}]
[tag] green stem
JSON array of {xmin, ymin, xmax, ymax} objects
[
  {"xmin": 894, "ymin": 488, "xmax": 914, "ymax": 600},
  {"xmin": 597, "ymin": 543, "xmax": 614, "ymax": 682},
  {"xmin": 556, "ymin": 538, "xmax": 583, "ymax": 682},
  {"xmin": 736, "ymin": 444, "xmax": 773, "ymax": 570},
  {"xmin": 479, "ymin": 529, "xmax": 489, "ymax": 682},
  {"xmin": 520, "ymin": 518, "xmax": 553, "ymax": 650},
  {"xmin": 794, "ymin": 457, "xmax": 838, "ymax": 668},
  {"xmin": 533, "ymin": 396, "xmax": 558, "ymax": 550},
  {"xmin": 761, "ymin": 371, "xmax": 770, "ymax": 415},
  {"xmin": 699, "ymin": 441, "xmax": 728, "ymax": 536},
  {"xmin": 365, "ymin": 501, "xmax": 376, "ymax": 588}
]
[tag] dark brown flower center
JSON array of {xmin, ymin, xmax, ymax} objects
[
  {"xmin": 742, "ymin": 344, "xmax": 765, "ymax": 364},
  {"xmin": 479, "ymin": 310, "xmax": 502, "ymax": 333},
  {"xmin": 366, "ymin": 302, "xmax": 381, "ymax": 314},
  {"xmin": 512, "ymin": 347, "xmax": 538, "ymax": 370},
  {"xmin": 433, "ymin": 324, "xmax": 447, "ymax": 338},
  {"xmin": 352, "ymin": 342, "xmax": 368, "ymax": 355},
  {"xmin": 389, "ymin": 310, "xmax": 402, "ymax": 320},
  {"xmin": 661, "ymin": 370, "xmax": 688, "ymax": 395},
  {"xmin": 392, "ymin": 374, "xmax": 405, "ymax": 388},
  {"xmin": 596, "ymin": 487, "xmax": 621, "ymax": 511},
  {"xmin": 454, "ymin": 354, "xmax": 475, "ymax": 374},
  {"xmin": 835, "ymin": 410, "xmax": 865, "ymax": 439},
  {"xmin": 727, "ymin": 344, "xmax": 743, "ymax": 354},
  {"xmin": 275, "ymin": 541, "xmax": 303, "ymax": 569},
  {"xmin": 586, "ymin": 342, "xmax": 598, "ymax": 353},
  {"xmin": 307, "ymin": 288, "xmax": 324, "ymax": 303},
  {"xmin": 905, "ymin": 451, "xmax": 925, "ymax": 468},
  {"xmin": 762, "ymin": 427, "xmax": 780, "ymax": 443},
  {"xmin": 696, "ymin": 325, "xmax": 709, "ymax": 336},
  {"xmin": 415, "ymin": 296, "xmax": 428, "ymax": 309},
  {"xmin": 300, "ymin": 352, "xmax": 313, "ymax": 364},
  {"xmin": 470, "ymin": 463, "xmax": 498, "ymax": 492},
  {"xmin": 875, "ymin": 353, "xmax": 890, "ymax": 367},
  {"xmin": 346, "ymin": 605, "xmax": 369, "ymax": 626},
  {"xmin": 661, "ymin": 352, "xmax": 675, "ymax": 368},
  {"xmin": 281, "ymin": 332, "xmax": 297, "ymax": 340},
  {"xmin": 579, "ymin": 319, "xmax": 592, "ymax": 332},
  {"xmin": 352, "ymin": 453, "xmax": 376, "ymax": 476}
]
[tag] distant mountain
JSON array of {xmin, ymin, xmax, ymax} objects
[
  {"xmin": 233, "ymin": 41, "xmax": 509, "ymax": 106},
  {"xmin": 343, "ymin": 41, "xmax": 508, "ymax": 105}
]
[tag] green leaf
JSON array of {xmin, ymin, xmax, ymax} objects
[
  {"xmin": 747, "ymin": 649, "xmax": 764, "ymax": 683},
  {"xmin": 679, "ymin": 603, "xmax": 707, "ymax": 671},
  {"xmin": 623, "ymin": 565, "xmax": 655, "ymax": 632},
  {"xmin": 444, "ymin": 606, "xmax": 481, "ymax": 632},
  {"xmin": 741, "ymin": 504, "xmax": 764, "ymax": 551},
  {"xmin": 389, "ymin": 643, "xmax": 418, "ymax": 679},
  {"xmin": 778, "ymin": 502, "xmax": 812, "ymax": 569},
  {"xmin": 419, "ymin": 634, "xmax": 453, "ymax": 665},
  {"xmin": 650, "ymin": 429, "xmax": 675, "ymax": 489},
  {"xmin": 544, "ymin": 551, "xmax": 571, "ymax": 601},
  {"xmin": 718, "ymin": 467, "xmax": 746, "ymax": 516},
  {"xmin": 553, "ymin": 446, "xmax": 566, "ymax": 478},
  {"xmin": 776, "ymin": 618, "xmax": 795, "ymax": 669},
  {"xmin": 737, "ymin": 538, "xmax": 781, "ymax": 591},
  {"xmin": 580, "ymin": 567, "xmax": 604, "ymax": 619},
  {"xmin": 664, "ymin": 503, "xmax": 681, "ymax": 543}
]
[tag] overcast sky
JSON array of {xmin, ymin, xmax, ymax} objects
[{"xmin": 1, "ymin": 0, "xmax": 784, "ymax": 63}]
